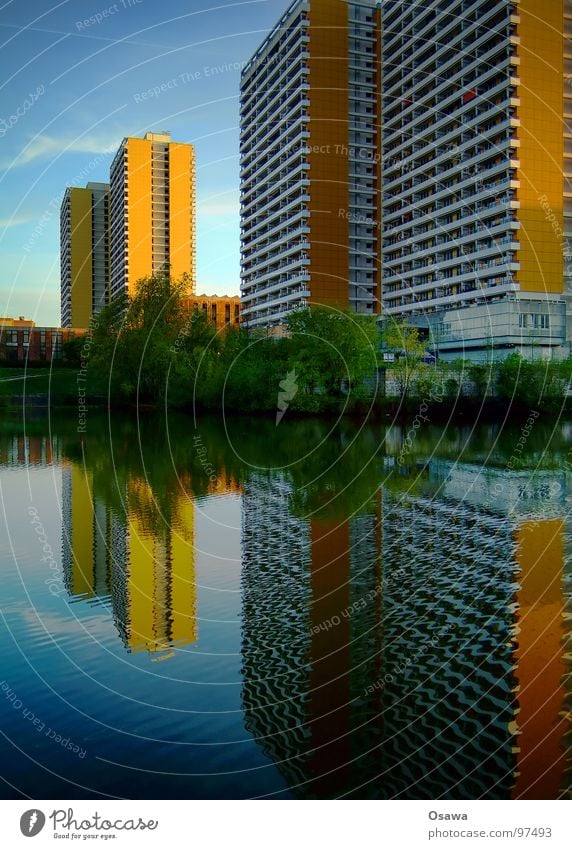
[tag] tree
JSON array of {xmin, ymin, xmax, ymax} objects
[
  {"xmin": 90, "ymin": 271, "xmax": 203, "ymax": 403},
  {"xmin": 62, "ymin": 335, "xmax": 85, "ymax": 367},
  {"xmin": 496, "ymin": 352, "xmax": 569, "ymax": 412},
  {"xmin": 286, "ymin": 307, "xmax": 379, "ymax": 400},
  {"xmin": 468, "ymin": 361, "xmax": 494, "ymax": 399},
  {"xmin": 381, "ymin": 317, "xmax": 426, "ymax": 403}
]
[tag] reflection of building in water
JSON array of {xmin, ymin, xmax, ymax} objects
[
  {"xmin": 380, "ymin": 477, "xmax": 519, "ymax": 799},
  {"xmin": 513, "ymin": 519, "xmax": 568, "ymax": 799},
  {"xmin": 62, "ymin": 465, "xmax": 113, "ymax": 599},
  {"xmin": 1, "ymin": 434, "xmax": 57, "ymax": 467},
  {"xmin": 240, "ymin": 474, "xmax": 383, "ymax": 798},
  {"xmin": 124, "ymin": 491, "xmax": 196, "ymax": 657},
  {"xmin": 62, "ymin": 467, "xmax": 197, "ymax": 659},
  {"xmin": 242, "ymin": 462, "xmax": 571, "ymax": 799},
  {"xmin": 381, "ymin": 460, "xmax": 570, "ymax": 799},
  {"xmin": 241, "ymin": 475, "xmax": 312, "ymax": 789}
]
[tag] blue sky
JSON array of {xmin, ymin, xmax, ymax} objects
[{"xmin": 0, "ymin": 0, "xmax": 288, "ymax": 325}]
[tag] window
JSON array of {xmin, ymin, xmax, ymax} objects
[
  {"xmin": 521, "ymin": 313, "xmax": 550, "ymax": 330},
  {"xmin": 533, "ymin": 314, "xmax": 550, "ymax": 329}
]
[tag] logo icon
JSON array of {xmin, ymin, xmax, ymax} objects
[
  {"xmin": 276, "ymin": 370, "xmax": 298, "ymax": 425},
  {"xmin": 20, "ymin": 810, "xmax": 46, "ymax": 837}
]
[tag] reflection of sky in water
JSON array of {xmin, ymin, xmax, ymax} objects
[{"xmin": 0, "ymin": 417, "xmax": 570, "ymax": 800}]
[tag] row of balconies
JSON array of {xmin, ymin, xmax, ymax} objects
[
  {"xmin": 241, "ymin": 56, "xmax": 309, "ymax": 127},
  {"xmin": 384, "ymin": 172, "xmax": 516, "ymax": 226},
  {"xmin": 242, "ymin": 192, "xmax": 309, "ymax": 232},
  {"xmin": 242, "ymin": 167, "xmax": 307, "ymax": 213},
  {"xmin": 243, "ymin": 253, "xmax": 309, "ymax": 285},
  {"xmin": 383, "ymin": 193, "xmax": 517, "ymax": 236},
  {"xmin": 240, "ymin": 124, "xmax": 309, "ymax": 183},
  {"xmin": 241, "ymin": 161, "xmax": 307, "ymax": 208},
  {"xmin": 383, "ymin": 153, "xmax": 514, "ymax": 208},
  {"xmin": 241, "ymin": 176, "xmax": 308, "ymax": 220},
  {"xmin": 242, "ymin": 218, "xmax": 309, "ymax": 257},
  {"xmin": 384, "ymin": 221, "xmax": 518, "ymax": 263},
  {"xmin": 241, "ymin": 150, "xmax": 310, "ymax": 196},
  {"xmin": 384, "ymin": 80, "xmax": 514, "ymax": 150},
  {"xmin": 242, "ymin": 96, "xmax": 309, "ymax": 156},
  {"xmin": 383, "ymin": 0, "xmax": 488, "ymax": 60},
  {"xmin": 382, "ymin": 243, "xmax": 520, "ymax": 284},
  {"xmin": 383, "ymin": 73, "xmax": 514, "ymax": 147},
  {"xmin": 241, "ymin": 29, "xmax": 309, "ymax": 111},
  {"xmin": 383, "ymin": 10, "xmax": 512, "ymax": 97},
  {"xmin": 383, "ymin": 116, "xmax": 516, "ymax": 179}
]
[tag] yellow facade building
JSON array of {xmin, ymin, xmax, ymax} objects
[
  {"xmin": 380, "ymin": 0, "xmax": 570, "ymax": 359},
  {"xmin": 109, "ymin": 131, "xmax": 196, "ymax": 300},
  {"xmin": 182, "ymin": 294, "xmax": 241, "ymax": 331},
  {"xmin": 60, "ymin": 182, "xmax": 109, "ymax": 328},
  {"xmin": 240, "ymin": 0, "xmax": 383, "ymax": 328}
]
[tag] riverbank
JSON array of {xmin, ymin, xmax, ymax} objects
[
  {"xmin": 6, "ymin": 278, "xmax": 567, "ymax": 420},
  {"xmin": 2, "ymin": 366, "xmax": 571, "ymax": 422}
]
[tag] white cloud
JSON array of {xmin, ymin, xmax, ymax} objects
[
  {"xmin": 0, "ymin": 215, "xmax": 34, "ymax": 228},
  {"xmin": 4, "ymin": 132, "xmax": 120, "ymax": 169}
]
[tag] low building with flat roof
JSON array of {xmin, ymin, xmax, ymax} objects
[{"xmin": 0, "ymin": 317, "xmax": 85, "ymax": 363}]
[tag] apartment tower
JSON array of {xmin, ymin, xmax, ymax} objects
[
  {"xmin": 240, "ymin": 0, "xmax": 382, "ymax": 328},
  {"xmin": 381, "ymin": 0, "xmax": 569, "ymax": 359},
  {"xmin": 109, "ymin": 132, "xmax": 196, "ymax": 300},
  {"xmin": 60, "ymin": 182, "xmax": 109, "ymax": 328}
]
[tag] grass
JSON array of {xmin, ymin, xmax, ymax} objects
[{"xmin": 0, "ymin": 367, "xmax": 80, "ymax": 401}]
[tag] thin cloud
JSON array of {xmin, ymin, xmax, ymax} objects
[
  {"xmin": 4, "ymin": 132, "xmax": 120, "ymax": 168},
  {"xmin": 0, "ymin": 215, "xmax": 35, "ymax": 228}
]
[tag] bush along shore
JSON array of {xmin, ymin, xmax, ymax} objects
[{"xmin": 2, "ymin": 272, "xmax": 571, "ymax": 419}]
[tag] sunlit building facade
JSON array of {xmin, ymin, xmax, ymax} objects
[
  {"xmin": 181, "ymin": 294, "xmax": 241, "ymax": 331},
  {"xmin": 381, "ymin": 0, "xmax": 569, "ymax": 359},
  {"xmin": 109, "ymin": 132, "xmax": 196, "ymax": 300},
  {"xmin": 60, "ymin": 182, "xmax": 109, "ymax": 328},
  {"xmin": 239, "ymin": 0, "xmax": 382, "ymax": 328}
]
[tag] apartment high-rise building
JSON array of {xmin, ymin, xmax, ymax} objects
[
  {"xmin": 381, "ymin": 0, "xmax": 569, "ymax": 360},
  {"xmin": 240, "ymin": 0, "xmax": 382, "ymax": 328},
  {"xmin": 60, "ymin": 182, "xmax": 109, "ymax": 328},
  {"xmin": 109, "ymin": 131, "xmax": 196, "ymax": 301}
]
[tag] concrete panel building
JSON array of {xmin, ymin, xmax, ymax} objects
[
  {"xmin": 239, "ymin": 0, "xmax": 382, "ymax": 328},
  {"xmin": 60, "ymin": 182, "xmax": 109, "ymax": 328},
  {"xmin": 381, "ymin": 0, "xmax": 570, "ymax": 360}
]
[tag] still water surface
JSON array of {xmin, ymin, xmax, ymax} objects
[{"xmin": 0, "ymin": 412, "xmax": 571, "ymax": 799}]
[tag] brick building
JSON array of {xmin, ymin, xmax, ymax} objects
[{"xmin": 0, "ymin": 317, "xmax": 85, "ymax": 364}]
